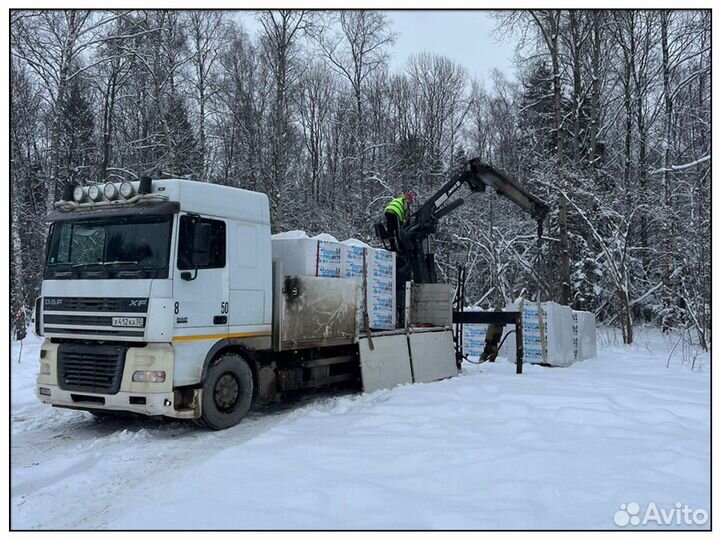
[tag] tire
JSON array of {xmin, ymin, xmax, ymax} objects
[{"xmin": 199, "ymin": 353, "xmax": 254, "ymax": 430}]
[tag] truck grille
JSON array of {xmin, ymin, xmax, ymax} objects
[
  {"xmin": 44, "ymin": 297, "xmax": 149, "ymax": 313},
  {"xmin": 42, "ymin": 297, "xmax": 148, "ymax": 340},
  {"xmin": 57, "ymin": 344, "xmax": 127, "ymax": 394},
  {"xmin": 44, "ymin": 314, "xmax": 116, "ymax": 326}
]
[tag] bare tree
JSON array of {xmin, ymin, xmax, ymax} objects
[
  {"xmin": 258, "ymin": 9, "xmax": 311, "ymax": 231},
  {"xmin": 11, "ymin": 10, "xmax": 120, "ymax": 207},
  {"xmin": 298, "ymin": 60, "xmax": 335, "ymax": 204},
  {"xmin": 186, "ymin": 11, "xmax": 226, "ymax": 179},
  {"xmin": 508, "ymin": 9, "xmax": 572, "ymax": 305},
  {"xmin": 312, "ymin": 11, "xmax": 395, "ymax": 213},
  {"xmin": 407, "ymin": 52, "xmax": 470, "ymax": 178}
]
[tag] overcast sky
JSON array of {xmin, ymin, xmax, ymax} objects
[
  {"xmin": 384, "ymin": 11, "xmax": 517, "ymax": 82},
  {"xmin": 236, "ymin": 10, "xmax": 518, "ymax": 85}
]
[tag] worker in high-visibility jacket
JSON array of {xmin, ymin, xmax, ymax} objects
[{"xmin": 384, "ymin": 193, "xmax": 413, "ymax": 251}]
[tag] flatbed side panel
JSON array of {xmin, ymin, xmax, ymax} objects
[
  {"xmin": 408, "ymin": 329, "xmax": 458, "ymax": 383},
  {"xmin": 278, "ymin": 275, "xmax": 359, "ymax": 351},
  {"xmin": 410, "ymin": 283, "xmax": 453, "ymax": 327},
  {"xmin": 358, "ymin": 334, "xmax": 413, "ymax": 393}
]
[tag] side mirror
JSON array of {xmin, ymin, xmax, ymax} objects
[
  {"xmin": 191, "ymin": 222, "xmax": 211, "ymax": 267},
  {"xmin": 181, "ymin": 221, "xmax": 211, "ymax": 281}
]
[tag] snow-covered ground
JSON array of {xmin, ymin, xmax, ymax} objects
[{"xmin": 11, "ymin": 327, "xmax": 710, "ymax": 530}]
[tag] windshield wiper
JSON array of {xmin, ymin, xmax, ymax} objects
[
  {"xmin": 102, "ymin": 261, "xmax": 142, "ymax": 267},
  {"xmin": 104, "ymin": 260, "xmax": 152, "ymax": 277},
  {"xmin": 72, "ymin": 260, "xmax": 140, "ymax": 268},
  {"xmin": 60, "ymin": 261, "xmax": 157, "ymax": 277},
  {"xmin": 48, "ymin": 263, "xmax": 74, "ymax": 271}
]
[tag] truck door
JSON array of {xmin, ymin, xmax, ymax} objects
[{"xmin": 173, "ymin": 214, "xmax": 229, "ymax": 336}]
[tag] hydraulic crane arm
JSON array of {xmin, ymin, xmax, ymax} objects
[
  {"xmin": 413, "ymin": 158, "xmax": 549, "ymax": 239},
  {"xmin": 376, "ymin": 158, "xmax": 549, "ymax": 286}
]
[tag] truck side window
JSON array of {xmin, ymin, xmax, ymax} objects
[{"xmin": 177, "ymin": 216, "xmax": 226, "ymax": 270}]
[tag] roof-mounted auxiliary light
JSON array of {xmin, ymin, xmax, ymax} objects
[
  {"xmin": 119, "ymin": 181, "xmax": 135, "ymax": 199},
  {"xmin": 104, "ymin": 183, "xmax": 118, "ymax": 200},
  {"xmin": 72, "ymin": 185, "xmax": 85, "ymax": 202},
  {"xmin": 87, "ymin": 185, "xmax": 102, "ymax": 202},
  {"xmin": 138, "ymin": 176, "xmax": 152, "ymax": 195}
]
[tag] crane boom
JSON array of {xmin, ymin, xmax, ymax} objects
[
  {"xmin": 375, "ymin": 158, "xmax": 549, "ymax": 285},
  {"xmin": 414, "ymin": 158, "xmax": 549, "ymax": 237}
]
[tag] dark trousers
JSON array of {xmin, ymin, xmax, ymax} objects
[{"xmin": 385, "ymin": 212, "xmax": 401, "ymax": 251}]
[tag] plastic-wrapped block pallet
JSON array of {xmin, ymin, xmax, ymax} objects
[
  {"xmin": 506, "ymin": 301, "xmax": 576, "ymax": 367},
  {"xmin": 342, "ymin": 244, "xmax": 367, "ymax": 329},
  {"xmin": 340, "ymin": 242, "xmax": 396, "ymax": 330},
  {"xmin": 579, "ymin": 311, "xmax": 597, "ymax": 359},
  {"xmin": 457, "ymin": 308, "xmax": 488, "ymax": 360},
  {"xmin": 521, "ymin": 303, "xmax": 544, "ymax": 364},
  {"xmin": 366, "ymin": 248, "xmax": 395, "ymax": 329},
  {"xmin": 572, "ymin": 310, "xmax": 597, "ymax": 361},
  {"xmin": 457, "ymin": 307, "xmax": 518, "ymax": 361},
  {"xmin": 462, "ymin": 323, "xmax": 487, "ymax": 360},
  {"xmin": 271, "ymin": 238, "xmax": 341, "ymax": 277},
  {"xmin": 272, "ymin": 237, "xmax": 396, "ymax": 330}
]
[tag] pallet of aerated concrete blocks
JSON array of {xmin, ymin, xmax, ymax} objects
[
  {"xmin": 502, "ymin": 301, "xmax": 596, "ymax": 367},
  {"xmin": 271, "ymin": 232, "xmax": 396, "ymax": 330},
  {"xmin": 458, "ymin": 301, "xmax": 596, "ymax": 367}
]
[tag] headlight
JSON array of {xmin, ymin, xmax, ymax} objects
[
  {"xmin": 88, "ymin": 185, "xmax": 102, "ymax": 201},
  {"xmin": 119, "ymin": 181, "xmax": 135, "ymax": 199},
  {"xmin": 132, "ymin": 371, "xmax": 166, "ymax": 383},
  {"xmin": 104, "ymin": 183, "xmax": 118, "ymax": 200},
  {"xmin": 40, "ymin": 363, "xmax": 51, "ymax": 375},
  {"xmin": 73, "ymin": 186, "xmax": 85, "ymax": 202}
]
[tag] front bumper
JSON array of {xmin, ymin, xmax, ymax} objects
[
  {"xmin": 36, "ymin": 340, "xmax": 200, "ymax": 419},
  {"xmin": 36, "ymin": 386, "xmax": 198, "ymax": 418}
]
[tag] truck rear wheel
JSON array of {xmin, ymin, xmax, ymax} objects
[{"xmin": 200, "ymin": 353, "xmax": 254, "ymax": 430}]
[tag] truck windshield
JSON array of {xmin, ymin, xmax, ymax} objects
[{"xmin": 45, "ymin": 214, "xmax": 173, "ymax": 279}]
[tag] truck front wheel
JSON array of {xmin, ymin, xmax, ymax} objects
[{"xmin": 200, "ymin": 353, "xmax": 254, "ymax": 430}]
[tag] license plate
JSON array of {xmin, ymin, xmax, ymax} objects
[{"xmin": 112, "ymin": 317, "xmax": 145, "ymax": 328}]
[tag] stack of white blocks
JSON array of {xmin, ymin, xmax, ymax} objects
[
  {"xmin": 272, "ymin": 237, "xmax": 396, "ymax": 330},
  {"xmin": 341, "ymin": 243, "xmax": 395, "ymax": 330},
  {"xmin": 460, "ymin": 302, "xmax": 597, "ymax": 367},
  {"xmin": 572, "ymin": 310, "xmax": 597, "ymax": 362},
  {"xmin": 460, "ymin": 309, "xmax": 488, "ymax": 361},
  {"xmin": 461, "ymin": 326, "xmax": 488, "ymax": 360},
  {"xmin": 505, "ymin": 301, "xmax": 596, "ymax": 367}
]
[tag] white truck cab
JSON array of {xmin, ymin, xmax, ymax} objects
[
  {"xmin": 37, "ymin": 178, "xmax": 275, "ymax": 428},
  {"xmin": 36, "ymin": 178, "xmax": 458, "ymax": 429}
]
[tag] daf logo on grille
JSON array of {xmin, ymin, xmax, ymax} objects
[
  {"xmin": 45, "ymin": 298, "xmax": 63, "ymax": 305},
  {"xmin": 128, "ymin": 299, "xmax": 148, "ymax": 307}
]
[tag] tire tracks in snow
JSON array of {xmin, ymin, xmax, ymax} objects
[{"xmin": 11, "ymin": 399, "xmax": 320, "ymax": 529}]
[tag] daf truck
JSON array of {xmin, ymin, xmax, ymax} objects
[{"xmin": 34, "ymin": 178, "xmax": 458, "ymax": 429}]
